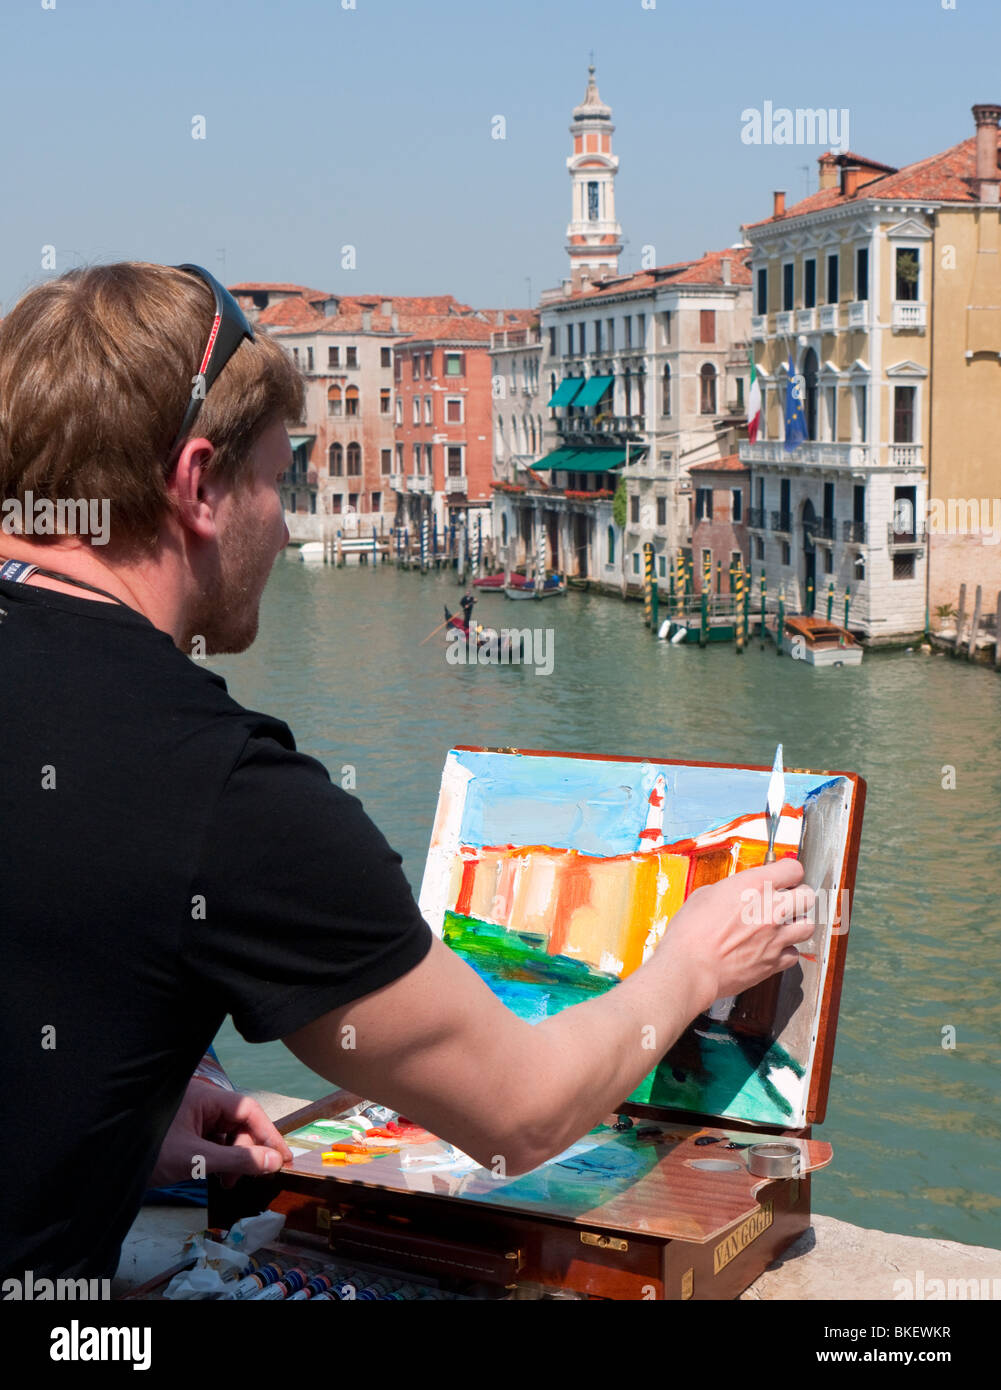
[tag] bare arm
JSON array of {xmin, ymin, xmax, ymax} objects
[{"xmin": 283, "ymin": 858, "xmax": 814, "ymax": 1175}]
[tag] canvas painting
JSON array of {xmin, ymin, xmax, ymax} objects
[{"xmin": 418, "ymin": 746, "xmax": 857, "ymax": 1128}]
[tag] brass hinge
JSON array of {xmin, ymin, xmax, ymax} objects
[{"xmin": 580, "ymin": 1231, "xmax": 628, "ymax": 1252}]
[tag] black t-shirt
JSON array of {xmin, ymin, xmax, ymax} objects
[{"xmin": 0, "ymin": 578, "xmax": 432, "ymax": 1281}]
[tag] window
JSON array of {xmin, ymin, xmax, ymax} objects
[
  {"xmin": 345, "ymin": 385, "xmax": 359, "ymax": 417},
  {"xmin": 575, "ymin": 322, "xmax": 585, "ymax": 356},
  {"xmin": 380, "ymin": 388, "xmax": 391, "ymax": 415},
  {"xmin": 381, "ymin": 347, "xmax": 392, "ymax": 368},
  {"xmin": 606, "ymin": 319, "xmax": 615, "ymax": 352},
  {"xmin": 328, "ymin": 346, "xmax": 340, "ymax": 368},
  {"xmin": 804, "ymin": 259, "xmax": 817, "ymax": 309},
  {"xmin": 700, "ymin": 310, "xmax": 716, "ymax": 344},
  {"xmin": 731, "ymin": 488, "xmax": 743, "ymax": 523},
  {"xmin": 445, "ymin": 397, "xmax": 463, "ymax": 424},
  {"xmin": 447, "ymin": 446, "xmax": 463, "ymax": 477},
  {"xmin": 755, "ymin": 535, "xmax": 764, "ymax": 561},
  {"xmin": 660, "ymin": 310, "xmax": 672, "ymax": 345},
  {"xmin": 587, "ymin": 181, "xmax": 600, "ymax": 220},
  {"xmin": 823, "ymin": 482, "xmax": 835, "ymax": 521},
  {"xmin": 826, "ymin": 253, "xmax": 839, "ymax": 305},
  {"xmin": 380, "ymin": 449, "xmax": 391, "ymax": 476},
  {"xmin": 424, "ymin": 443, "xmax": 432, "ymax": 475},
  {"xmin": 636, "ymin": 369, "xmax": 645, "ymax": 420},
  {"xmin": 346, "ymin": 443, "xmax": 362, "ymax": 476},
  {"xmin": 756, "ymin": 267, "xmax": 768, "ymax": 315},
  {"xmin": 607, "ymin": 525, "xmax": 616, "ymax": 564},
  {"xmin": 306, "ymin": 346, "xmax": 314, "ymax": 372},
  {"xmin": 757, "ymin": 479, "xmax": 764, "ymax": 511},
  {"xmin": 637, "ymin": 313, "xmax": 646, "ymax": 345},
  {"xmin": 893, "ymin": 552, "xmax": 916, "ymax": 580},
  {"xmin": 632, "ymin": 552, "xmax": 640, "ymax": 575},
  {"xmin": 700, "ymin": 363, "xmax": 717, "ymax": 415},
  {"xmin": 853, "ymin": 484, "xmax": 866, "ymax": 524},
  {"xmin": 695, "ymin": 488, "xmax": 713, "ymax": 521},
  {"xmin": 346, "ymin": 347, "xmax": 358, "ymax": 368},
  {"xmin": 413, "ymin": 443, "xmax": 421, "ymax": 472},
  {"xmin": 395, "ymin": 443, "xmax": 403, "ymax": 472},
  {"xmin": 395, "ymin": 397, "xmax": 403, "ymax": 426},
  {"xmin": 412, "ymin": 396, "xmax": 420, "ymax": 425},
  {"xmin": 411, "ymin": 356, "xmax": 419, "ymax": 381},
  {"xmin": 371, "ymin": 491, "xmax": 381, "ymax": 513},
  {"xmin": 424, "ymin": 352, "xmax": 432, "ymax": 378},
  {"xmin": 623, "ymin": 316, "xmax": 632, "ymax": 348},
  {"xmin": 856, "ymin": 246, "xmax": 869, "ymax": 301},
  {"xmin": 327, "ymin": 385, "xmax": 342, "ymax": 416},
  {"xmin": 501, "ymin": 514, "xmax": 508, "ymax": 545},
  {"xmin": 630, "ymin": 495, "xmax": 640, "ymax": 524},
  {"xmin": 444, "ymin": 352, "xmax": 465, "ymax": 377},
  {"xmin": 424, "ymin": 395, "xmax": 433, "ymax": 424},
  {"xmin": 623, "ymin": 368, "xmax": 632, "ymax": 416},
  {"xmin": 854, "ymin": 383, "xmax": 868, "ymax": 443},
  {"xmin": 659, "ymin": 556, "xmax": 666, "ymax": 577},
  {"xmin": 661, "ymin": 363, "xmax": 671, "ymax": 416},
  {"xmin": 656, "ymin": 496, "xmax": 667, "ymax": 526},
  {"xmin": 394, "ymin": 354, "xmax": 401, "ymax": 382},
  {"xmin": 310, "ymin": 493, "xmax": 317, "ymax": 514},
  {"xmin": 595, "ymin": 320, "xmax": 603, "ymax": 352},
  {"xmin": 895, "ymin": 248, "xmax": 919, "ymax": 301},
  {"xmin": 736, "ymin": 377, "xmax": 745, "ymax": 409},
  {"xmin": 893, "ymin": 386, "xmax": 916, "ymax": 443},
  {"xmin": 331, "ymin": 494, "xmax": 342, "ymax": 514},
  {"xmin": 823, "ymin": 548, "xmax": 833, "ymax": 575},
  {"xmin": 782, "ymin": 263, "xmax": 794, "ymax": 311},
  {"xmin": 549, "ymin": 327, "xmax": 557, "ymax": 356},
  {"xmin": 825, "ymin": 385, "xmax": 837, "ymax": 441},
  {"xmin": 781, "ymin": 540, "xmax": 791, "ymax": 565},
  {"xmin": 565, "ymin": 326, "xmax": 574, "ymax": 355},
  {"xmin": 292, "ymin": 348, "xmax": 299, "ymax": 366},
  {"xmin": 348, "ymin": 493, "xmax": 359, "ymax": 510},
  {"xmin": 329, "ymin": 442, "xmax": 343, "ymax": 476}
]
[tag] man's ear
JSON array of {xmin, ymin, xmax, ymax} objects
[{"xmin": 168, "ymin": 439, "xmax": 220, "ymax": 541}]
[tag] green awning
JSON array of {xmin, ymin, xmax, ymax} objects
[
  {"xmin": 547, "ymin": 378, "xmax": 585, "ymax": 407},
  {"xmin": 572, "ymin": 375, "xmax": 615, "ymax": 408},
  {"xmin": 532, "ymin": 447, "xmax": 583, "ymax": 471}
]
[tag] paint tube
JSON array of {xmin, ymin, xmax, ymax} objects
[
  {"xmin": 229, "ymin": 1263, "xmax": 284, "ymax": 1299},
  {"xmin": 245, "ymin": 1268, "xmax": 308, "ymax": 1301},
  {"xmin": 286, "ymin": 1275, "xmax": 334, "ymax": 1301}
]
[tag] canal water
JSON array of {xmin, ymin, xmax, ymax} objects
[{"xmin": 209, "ymin": 554, "xmax": 1001, "ymax": 1248}]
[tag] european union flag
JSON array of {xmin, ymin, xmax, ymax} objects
[{"xmin": 784, "ymin": 357, "xmax": 808, "ymax": 452}]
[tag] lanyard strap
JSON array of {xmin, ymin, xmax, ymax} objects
[{"xmin": 0, "ymin": 557, "xmax": 131, "ymax": 608}]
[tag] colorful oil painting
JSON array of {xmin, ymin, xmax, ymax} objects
[{"xmin": 418, "ymin": 747, "xmax": 857, "ymax": 1128}]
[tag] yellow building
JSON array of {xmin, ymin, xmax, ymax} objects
[{"xmin": 741, "ymin": 104, "xmax": 1001, "ymax": 644}]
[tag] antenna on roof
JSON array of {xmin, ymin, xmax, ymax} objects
[{"xmin": 799, "ymin": 164, "xmax": 811, "ymax": 198}]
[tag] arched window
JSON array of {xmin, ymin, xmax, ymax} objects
[
  {"xmin": 346, "ymin": 442, "xmax": 362, "ymax": 476},
  {"xmin": 607, "ymin": 525, "xmax": 616, "ymax": 565},
  {"xmin": 623, "ymin": 368, "xmax": 632, "ymax": 417},
  {"xmin": 328, "ymin": 442, "xmax": 343, "ymax": 476},
  {"xmin": 661, "ymin": 363, "xmax": 671, "ymax": 416},
  {"xmin": 501, "ymin": 513, "xmax": 508, "ymax": 545},
  {"xmin": 700, "ymin": 363, "xmax": 717, "ymax": 415},
  {"xmin": 345, "ymin": 385, "xmax": 360, "ymax": 417},
  {"xmin": 526, "ymin": 415, "xmax": 534, "ymax": 453},
  {"xmin": 327, "ymin": 385, "xmax": 342, "ymax": 416}
]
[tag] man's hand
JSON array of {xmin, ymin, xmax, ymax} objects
[
  {"xmin": 659, "ymin": 856, "xmax": 816, "ymax": 1015},
  {"xmin": 149, "ymin": 1079, "xmax": 294, "ymax": 1189}
]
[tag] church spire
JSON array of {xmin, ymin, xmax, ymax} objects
[{"xmin": 566, "ymin": 63, "xmax": 622, "ymax": 288}]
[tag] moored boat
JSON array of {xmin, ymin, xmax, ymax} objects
[
  {"xmin": 782, "ymin": 615, "xmax": 863, "ymax": 666},
  {"xmin": 503, "ymin": 572, "xmax": 566, "ymax": 600}
]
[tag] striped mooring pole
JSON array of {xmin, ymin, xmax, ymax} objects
[
  {"xmin": 643, "ymin": 542, "xmax": 654, "ymax": 628},
  {"xmin": 735, "ymin": 564, "xmax": 745, "ymax": 654}
]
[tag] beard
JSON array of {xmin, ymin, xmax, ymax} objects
[{"xmin": 183, "ymin": 502, "xmax": 276, "ymax": 656}]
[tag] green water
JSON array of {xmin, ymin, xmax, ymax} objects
[{"xmin": 209, "ymin": 554, "xmax": 1001, "ymax": 1247}]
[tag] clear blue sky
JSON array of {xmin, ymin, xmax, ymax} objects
[{"xmin": 2, "ymin": 0, "xmax": 999, "ymax": 314}]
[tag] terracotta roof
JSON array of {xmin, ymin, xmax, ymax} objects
[
  {"xmin": 564, "ymin": 246, "xmax": 752, "ymax": 303},
  {"xmin": 746, "ymin": 129, "xmax": 1001, "ymax": 228},
  {"xmin": 256, "ymin": 298, "xmax": 327, "ymax": 328},
  {"xmin": 229, "ymin": 282, "xmax": 333, "ymax": 299},
  {"xmin": 688, "ymin": 453, "xmax": 748, "ymax": 474},
  {"xmin": 395, "ymin": 317, "xmax": 498, "ymax": 345}
]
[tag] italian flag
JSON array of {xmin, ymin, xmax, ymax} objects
[{"xmin": 747, "ymin": 349, "xmax": 762, "ymax": 443}]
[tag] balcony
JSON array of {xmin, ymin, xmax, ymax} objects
[
  {"xmin": 751, "ymin": 314, "xmax": 767, "ymax": 341},
  {"xmin": 747, "ymin": 506, "xmax": 767, "ymax": 530},
  {"xmin": 796, "ymin": 308, "xmax": 817, "ymax": 333},
  {"xmin": 740, "ymin": 440, "xmax": 872, "ymax": 470},
  {"xmin": 772, "ymin": 510, "xmax": 792, "ymax": 534},
  {"xmin": 892, "ymin": 301, "xmax": 927, "ymax": 332},
  {"xmin": 812, "ymin": 517, "xmax": 837, "ymax": 542},
  {"xmin": 445, "ymin": 475, "xmax": 467, "ymax": 494},
  {"xmin": 843, "ymin": 520, "xmax": 867, "ymax": 544},
  {"xmin": 887, "ymin": 523, "xmax": 927, "ymax": 550},
  {"xmin": 819, "ymin": 305, "xmax": 839, "ymax": 332},
  {"xmin": 389, "ymin": 472, "xmax": 405, "ymax": 492},
  {"xmin": 889, "ymin": 443, "xmax": 923, "ymax": 468},
  {"xmin": 775, "ymin": 311, "xmax": 794, "ymax": 335},
  {"xmin": 847, "ymin": 301, "xmax": 869, "ymax": 330},
  {"xmin": 408, "ymin": 475, "xmax": 432, "ymax": 494}
]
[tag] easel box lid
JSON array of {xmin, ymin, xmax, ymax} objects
[{"xmin": 418, "ymin": 745, "xmax": 866, "ymax": 1130}]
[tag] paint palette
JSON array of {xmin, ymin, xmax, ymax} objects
[{"xmin": 419, "ymin": 746, "xmax": 865, "ymax": 1129}]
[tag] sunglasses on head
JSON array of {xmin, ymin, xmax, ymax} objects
[{"xmin": 167, "ymin": 263, "xmax": 255, "ymax": 465}]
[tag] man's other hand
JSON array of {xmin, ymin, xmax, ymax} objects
[{"xmin": 149, "ymin": 1078, "xmax": 294, "ymax": 1189}]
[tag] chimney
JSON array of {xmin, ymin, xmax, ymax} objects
[
  {"xmin": 773, "ymin": 190, "xmax": 786, "ymax": 217},
  {"xmin": 972, "ymin": 104, "xmax": 1001, "ymax": 203},
  {"xmin": 496, "ymin": 309, "xmax": 504, "ymax": 326},
  {"xmin": 840, "ymin": 164, "xmax": 864, "ymax": 197},
  {"xmin": 381, "ymin": 298, "xmax": 392, "ymax": 316},
  {"xmin": 362, "ymin": 308, "xmax": 372, "ymax": 331},
  {"xmin": 391, "ymin": 310, "xmax": 399, "ymax": 332},
  {"xmin": 818, "ymin": 153, "xmax": 839, "ymax": 191},
  {"xmin": 721, "ymin": 257, "xmax": 732, "ymax": 285}
]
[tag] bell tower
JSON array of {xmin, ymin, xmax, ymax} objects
[{"xmin": 566, "ymin": 64, "xmax": 623, "ymax": 289}]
